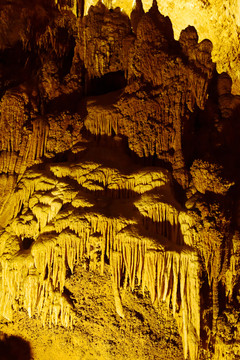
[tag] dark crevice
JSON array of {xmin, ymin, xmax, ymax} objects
[
  {"xmin": 0, "ymin": 335, "xmax": 32, "ymax": 360},
  {"xmin": 85, "ymin": 71, "xmax": 127, "ymax": 96},
  {"xmin": 22, "ymin": 237, "xmax": 35, "ymax": 250}
]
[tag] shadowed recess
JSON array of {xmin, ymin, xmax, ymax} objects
[{"xmin": 0, "ymin": 334, "xmax": 32, "ymax": 360}]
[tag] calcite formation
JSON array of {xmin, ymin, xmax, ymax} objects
[
  {"xmin": 0, "ymin": 148, "xmax": 200, "ymax": 358},
  {"xmin": 0, "ymin": 1, "xmax": 240, "ymax": 360},
  {"xmin": 67, "ymin": 0, "xmax": 240, "ymax": 94}
]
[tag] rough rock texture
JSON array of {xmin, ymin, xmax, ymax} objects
[
  {"xmin": 73, "ymin": 0, "xmax": 240, "ymax": 94},
  {"xmin": 83, "ymin": 4, "xmax": 215, "ymax": 188},
  {"xmin": 0, "ymin": 263, "xmax": 184, "ymax": 360},
  {"xmin": 0, "ymin": 145, "xmax": 200, "ymax": 358},
  {"xmin": 1, "ymin": 1, "xmax": 240, "ymax": 360}
]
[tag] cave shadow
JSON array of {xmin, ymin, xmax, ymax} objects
[{"xmin": 0, "ymin": 334, "xmax": 32, "ymax": 360}]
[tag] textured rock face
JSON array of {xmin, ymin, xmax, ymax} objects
[
  {"xmin": 72, "ymin": 0, "xmax": 240, "ymax": 94},
  {"xmin": 77, "ymin": 2, "xmax": 131, "ymax": 78},
  {"xmin": 83, "ymin": 4, "xmax": 215, "ymax": 188},
  {"xmin": 1, "ymin": 1, "xmax": 240, "ymax": 360},
  {"xmin": 155, "ymin": 0, "xmax": 240, "ymax": 95},
  {"xmin": 0, "ymin": 147, "xmax": 200, "ymax": 358}
]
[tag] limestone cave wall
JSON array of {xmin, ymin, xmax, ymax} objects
[{"xmin": 1, "ymin": 1, "xmax": 240, "ymax": 360}]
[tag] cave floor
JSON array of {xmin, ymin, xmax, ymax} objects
[{"xmin": 0, "ymin": 264, "xmax": 184, "ymax": 360}]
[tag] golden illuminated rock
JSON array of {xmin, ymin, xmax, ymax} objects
[
  {"xmin": 74, "ymin": 0, "xmax": 240, "ymax": 94},
  {"xmin": 1, "ymin": 1, "xmax": 240, "ymax": 360},
  {"xmin": 0, "ymin": 143, "xmax": 200, "ymax": 359}
]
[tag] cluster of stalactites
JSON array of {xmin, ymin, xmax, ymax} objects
[
  {"xmin": 0, "ymin": 162, "xmax": 199, "ymax": 358},
  {"xmin": 0, "ymin": 223, "xmax": 91, "ymax": 327},
  {"xmin": 0, "ymin": 255, "xmax": 74, "ymax": 328},
  {"xmin": 110, "ymin": 228, "xmax": 200, "ymax": 360},
  {"xmin": 0, "ymin": 91, "xmax": 49, "ymax": 176},
  {"xmin": 0, "ymin": 214, "xmax": 200, "ymax": 360},
  {"xmin": 0, "ymin": 170, "xmax": 59, "ymax": 228},
  {"xmin": 0, "ymin": 161, "xmax": 171, "ymax": 231},
  {"xmin": 0, "ymin": 206, "xmax": 134, "ymax": 327},
  {"xmin": 50, "ymin": 161, "xmax": 169, "ymax": 194},
  {"xmin": 134, "ymin": 193, "xmax": 197, "ymax": 247}
]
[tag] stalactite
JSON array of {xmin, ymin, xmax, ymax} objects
[
  {"xmin": 112, "ymin": 227, "xmax": 200, "ymax": 360},
  {"xmin": 111, "ymin": 250, "xmax": 125, "ymax": 318},
  {"xmin": 84, "ymin": 110, "xmax": 119, "ymax": 136},
  {"xmin": 11, "ymin": 213, "xmax": 39, "ymax": 238},
  {"xmin": 135, "ymin": 194, "xmax": 196, "ymax": 248},
  {"xmin": 0, "ymin": 90, "xmax": 50, "ymax": 178},
  {"xmin": 50, "ymin": 162, "xmax": 169, "ymax": 195},
  {"xmin": 0, "ymin": 159, "xmax": 201, "ymax": 359}
]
